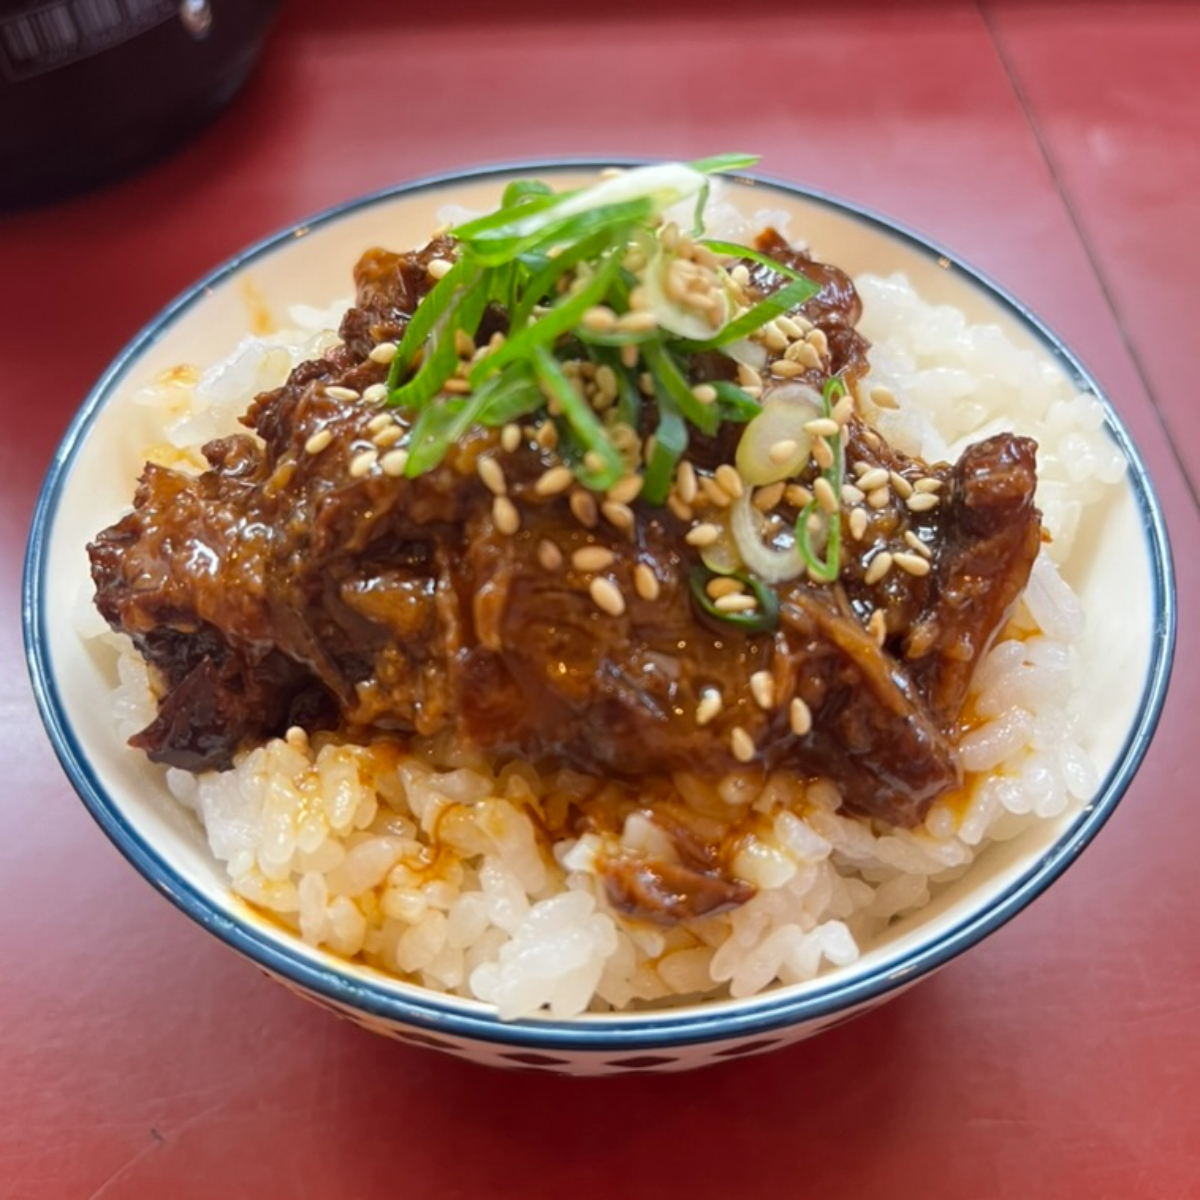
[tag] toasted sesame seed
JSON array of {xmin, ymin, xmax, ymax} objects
[
  {"xmin": 863, "ymin": 428, "xmax": 882, "ymax": 450},
  {"xmin": 785, "ymin": 484, "xmax": 814, "ymax": 509},
  {"xmin": 427, "ymin": 258, "xmax": 453, "ymax": 280},
  {"xmin": 906, "ymin": 492, "xmax": 941, "ymax": 513},
  {"xmin": 595, "ymin": 364, "xmax": 618, "ymax": 398},
  {"xmin": 349, "ymin": 449, "xmax": 377, "ymax": 478},
  {"xmin": 753, "ymin": 481, "xmax": 786, "ymax": 512},
  {"xmin": 813, "ymin": 477, "xmax": 839, "ymax": 513},
  {"xmin": 492, "ymin": 495, "xmax": 520, "ymax": 535},
  {"xmin": 852, "ymin": 460, "xmax": 871, "ymax": 478},
  {"xmin": 685, "ymin": 523, "xmax": 723, "ymax": 547},
  {"xmin": 730, "ymin": 726, "xmax": 756, "ymax": 763},
  {"xmin": 832, "ymin": 394, "xmax": 855, "ymax": 425},
  {"xmin": 750, "ymin": 670, "xmax": 776, "ymax": 710},
  {"xmin": 368, "ymin": 342, "xmax": 398, "ymax": 365},
  {"xmin": 761, "ymin": 323, "xmax": 788, "ymax": 353},
  {"xmin": 789, "ymin": 696, "xmax": 813, "ymax": 737},
  {"xmin": 607, "ymin": 474, "xmax": 643, "ymax": 505},
  {"xmin": 442, "ymin": 377, "xmax": 471, "ymax": 395},
  {"xmin": 730, "ymin": 264, "xmax": 751, "ymax": 288},
  {"xmin": 477, "ymin": 456, "xmax": 507, "ymax": 496},
  {"xmin": 637, "ymin": 371, "xmax": 656, "ymax": 396},
  {"xmin": 537, "ymin": 538, "xmax": 563, "ymax": 571},
  {"xmin": 769, "ymin": 438, "xmax": 798, "ymax": 464},
  {"xmin": 580, "ymin": 305, "xmax": 618, "ymax": 334},
  {"xmin": 615, "ymin": 310, "xmax": 657, "ymax": 334},
  {"xmin": 793, "ymin": 341, "xmax": 822, "ymax": 369},
  {"xmin": 367, "ymin": 413, "xmax": 393, "ymax": 434},
  {"xmin": 864, "ymin": 551, "xmax": 893, "ymax": 586},
  {"xmin": 583, "ymin": 450, "xmax": 607, "ymax": 475},
  {"xmin": 770, "ymin": 359, "xmax": 807, "ymax": 379},
  {"xmin": 535, "ymin": 422, "xmax": 559, "ymax": 451},
  {"xmin": 589, "ymin": 576, "xmax": 626, "ymax": 616},
  {"xmin": 841, "ymin": 483, "xmax": 865, "ymax": 505},
  {"xmin": 696, "ymin": 689, "xmax": 723, "ymax": 726},
  {"xmin": 699, "ymin": 476, "xmax": 733, "ymax": 509},
  {"xmin": 667, "ymin": 495, "xmax": 694, "ymax": 522},
  {"xmin": 633, "ymin": 562, "xmax": 660, "ymax": 601},
  {"xmin": 380, "ymin": 448, "xmax": 409, "ymax": 476},
  {"xmin": 904, "ymin": 530, "xmax": 933, "ymax": 558},
  {"xmin": 914, "ymin": 476, "xmax": 944, "ymax": 493},
  {"xmin": 736, "ymin": 363, "xmax": 763, "ymax": 390},
  {"xmin": 620, "ymin": 343, "xmax": 639, "ymax": 369},
  {"xmin": 501, "ymin": 423, "xmax": 522, "ymax": 453},
  {"xmin": 868, "ymin": 608, "xmax": 887, "ymax": 644},
  {"xmin": 573, "ymin": 546, "xmax": 616, "ymax": 572},
  {"xmin": 776, "ymin": 315, "xmax": 806, "ymax": 340},
  {"xmin": 848, "ymin": 507, "xmax": 869, "ymax": 541},
  {"xmin": 534, "ymin": 465, "xmax": 574, "ymax": 496},
  {"xmin": 893, "ymin": 551, "xmax": 932, "ymax": 577},
  {"xmin": 628, "ymin": 285, "xmax": 648, "ymax": 311},
  {"xmin": 869, "ymin": 384, "xmax": 899, "ymax": 410},
  {"xmin": 570, "ymin": 489, "xmax": 599, "ymax": 528},
  {"xmin": 805, "ymin": 328, "xmax": 829, "ymax": 359},
  {"xmin": 714, "ymin": 593, "xmax": 760, "ymax": 614},
  {"xmin": 857, "ymin": 467, "xmax": 888, "ymax": 491},
  {"xmin": 676, "ymin": 460, "xmax": 698, "ymax": 504},
  {"xmin": 866, "ymin": 487, "xmax": 891, "ymax": 510},
  {"xmin": 692, "ymin": 383, "xmax": 718, "ymax": 406},
  {"xmin": 325, "ymin": 385, "xmax": 360, "ymax": 401},
  {"xmin": 706, "ymin": 576, "xmax": 745, "ymax": 599},
  {"xmin": 660, "ymin": 221, "xmax": 680, "ymax": 252},
  {"xmin": 716, "ymin": 465, "xmax": 745, "ymax": 501},
  {"xmin": 372, "ymin": 424, "xmax": 404, "ymax": 448},
  {"xmin": 812, "ymin": 437, "xmax": 834, "ymax": 471},
  {"xmin": 602, "ymin": 500, "xmax": 635, "ymax": 531},
  {"xmin": 889, "ymin": 471, "xmax": 914, "ymax": 500},
  {"xmin": 304, "ymin": 429, "xmax": 333, "ymax": 455},
  {"xmin": 805, "ymin": 417, "xmax": 840, "ymax": 439},
  {"xmin": 362, "ymin": 382, "xmax": 389, "ymax": 404}
]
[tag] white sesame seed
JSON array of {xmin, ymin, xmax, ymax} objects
[
  {"xmin": 869, "ymin": 384, "xmax": 899, "ymax": 410},
  {"xmin": 914, "ymin": 477, "xmax": 944, "ymax": 494},
  {"xmin": 477, "ymin": 456, "xmax": 507, "ymax": 496},
  {"xmin": 362, "ymin": 382, "xmax": 389, "ymax": 404},
  {"xmin": 753, "ymin": 482, "xmax": 786, "ymax": 512},
  {"xmin": 804, "ymin": 417, "xmax": 840, "ymax": 439},
  {"xmin": 770, "ymin": 359, "xmax": 807, "ymax": 379},
  {"xmin": 602, "ymin": 501, "xmax": 635, "ymax": 531},
  {"xmin": 832, "ymin": 394, "xmax": 855, "ymax": 425},
  {"xmin": 615, "ymin": 310, "xmax": 657, "ymax": 334},
  {"xmin": 349, "ymin": 449, "xmax": 377, "ymax": 478},
  {"xmin": 537, "ymin": 538, "xmax": 563, "ymax": 571},
  {"xmin": 868, "ymin": 608, "xmax": 887, "ymax": 644},
  {"xmin": 492, "ymin": 495, "xmax": 520, "ymax": 535},
  {"xmin": 696, "ymin": 689, "xmax": 723, "ymax": 726},
  {"xmin": 676, "ymin": 460, "xmax": 698, "ymax": 504},
  {"xmin": 857, "ymin": 467, "xmax": 889, "ymax": 491},
  {"xmin": 685, "ymin": 523, "xmax": 723, "ymax": 547},
  {"xmin": 572, "ymin": 546, "xmax": 615, "ymax": 572},
  {"xmin": 789, "ymin": 697, "xmax": 813, "ymax": 737},
  {"xmin": 620, "ymin": 343, "xmax": 639, "ymax": 370},
  {"xmin": 583, "ymin": 450, "xmax": 607, "ymax": 475},
  {"xmin": 589, "ymin": 576, "xmax": 626, "ymax": 616},
  {"xmin": 785, "ymin": 484, "xmax": 813, "ymax": 509},
  {"xmin": 304, "ymin": 429, "xmax": 333, "ymax": 455},
  {"xmin": 893, "ymin": 551, "xmax": 932, "ymax": 577},
  {"xmin": 805, "ymin": 328, "xmax": 829, "ymax": 359},
  {"xmin": 714, "ymin": 593, "xmax": 759, "ymax": 613},
  {"xmin": 730, "ymin": 726, "xmax": 756, "ymax": 763},
  {"xmin": 906, "ymin": 492, "xmax": 941, "ymax": 513},
  {"xmin": 706, "ymin": 576, "xmax": 745, "ymax": 599},
  {"xmin": 534, "ymin": 465, "xmax": 574, "ymax": 496},
  {"xmin": 367, "ymin": 413, "xmax": 393, "ymax": 433},
  {"xmin": 325, "ymin": 385, "xmax": 360, "ymax": 401},
  {"xmin": 372, "ymin": 424, "xmax": 404, "ymax": 448},
  {"xmin": 813, "ymin": 477, "xmax": 839, "ymax": 514},
  {"xmin": 769, "ymin": 438, "xmax": 798, "ymax": 464},
  {"xmin": 607, "ymin": 474, "xmax": 643, "ymax": 505},
  {"xmin": 849, "ymin": 507, "xmax": 869, "ymax": 541},
  {"xmin": 368, "ymin": 342, "xmax": 398, "ymax": 365},
  {"xmin": 841, "ymin": 484, "xmax": 865, "ymax": 506},
  {"xmin": 866, "ymin": 487, "xmax": 891, "ymax": 510},
  {"xmin": 427, "ymin": 257, "xmax": 453, "ymax": 280},
  {"xmin": 501, "ymin": 423, "xmax": 522, "ymax": 453},
  {"xmin": 889, "ymin": 471, "xmax": 914, "ymax": 500},
  {"xmin": 776, "ymin": 315, "xmax": 806, "ymax": 340},
  {"xmin": 699, "ymin": 477, "xmax": 733, "ymax": 509},
  {"xmin": 864, "ymin": 552, "xmax": 893, "ymax": 586},
  {"xmin": 535, "ymin": 422, "xmax": 559, "ymax": 451},
  {"xmin": 380, "ymin": 449, "xmax": 409, "ymax": 476},
  {"xmin": 667, "ymin": 495, "xmax": 694, "ymax": 522},
  {"xmin": 791, "ymin": 341, "xmax": 822, "ymax": 369},
  {"xmin": 812, "ymin": 437, "xmax": 834, "ymax": 471},
  {"xmin": 634, "ymin": 562, "xmax": 660, "ymax": 601},
  {"xmin": 750, "ymin": 670, "xmax": 776, "ymax": 710},
  {"xmin": 581, "ymin": 305, "xmax": 618, "ymax": 333},
  {"xmin": 736, "ymin": 363, "xmax": 763, "ymax": 390},
  {"xmin": 904, "ymin": 530, "xmax": 933, "ymax": 558},
  {"xmin": 692, "ymin": 383, "xmax": 718, "ymax": 406},
  {"xmin": 715, "ymin": 464, "xmax": 744, "ymax": 500},
  {"xmin": 442, "ymin": 377, "xmax": 471, "ymax": 395},
  {"xmin": 570, "ymin": 489, "xmax": 599, "ymax": 528}
]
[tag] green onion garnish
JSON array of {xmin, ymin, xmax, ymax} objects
[
  {"xmin": 689, "ymin": 569, "xmax": 781, "ymax": 633},
  {"xmin": 794, "ymin": 376, "xmax": 847, "ymax": 582}
]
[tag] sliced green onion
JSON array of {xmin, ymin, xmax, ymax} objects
[
  {"xmin": 681, "ymin": 274, "xmax": 820, "ymax": 352},
  {"xmin": 509, "ymin": 226, "xmax": 628, "ymax": 332},
  {"xmin": 529, "ymin": 345, "xmax": 623, "ymax": 490},
  {"xmin": 386, "ymin": 257, "xmax": 477, "ymax": 393},
  {"xmin": 688, "ymin": 569, "xmax": 780, "ymax": 633},
  {"xmin": 501, "ymin": 179, "xmax": 556, "ymax": 208},
  {"xmin": 689, "ymin": 153, "xmax": 760, "ymax": 175},
  {"xmin": 641, "ymin": 341, "xmax": 719, "ymax": 436},
  {"xmin": 641, "ymin": 391, "xmax": 687, "ymax": 506},
  {"xmin": 708, "ymin": 380, "xmax": 761, "ymax": 423}
]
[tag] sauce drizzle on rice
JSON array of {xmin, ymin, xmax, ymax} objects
[{"xmin": 89, "ymin": 164, "xmax": 1120, "ymax": 1018}]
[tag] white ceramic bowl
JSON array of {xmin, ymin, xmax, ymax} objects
[{"xmin": 24, "ymin": 164, "xmax": 1175, "ymax": 1075}]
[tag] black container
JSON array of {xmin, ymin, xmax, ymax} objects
[{"xmin": 0, "ymin": 0, "xmax": 282, "ymax": 210}]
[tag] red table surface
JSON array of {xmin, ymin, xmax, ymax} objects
[{"xmin": 2, "ymin": 2, "xmax": 1197, "ymax": 1197}]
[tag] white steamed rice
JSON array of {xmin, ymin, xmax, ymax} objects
[{"xmin": 91, "ymin": 229, "xmax": 1125, "ymax": 1021}]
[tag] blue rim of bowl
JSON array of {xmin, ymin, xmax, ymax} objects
[{"xmin": 24, "ymin": 160, "xmax": 1177, "ymax": 1052}]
